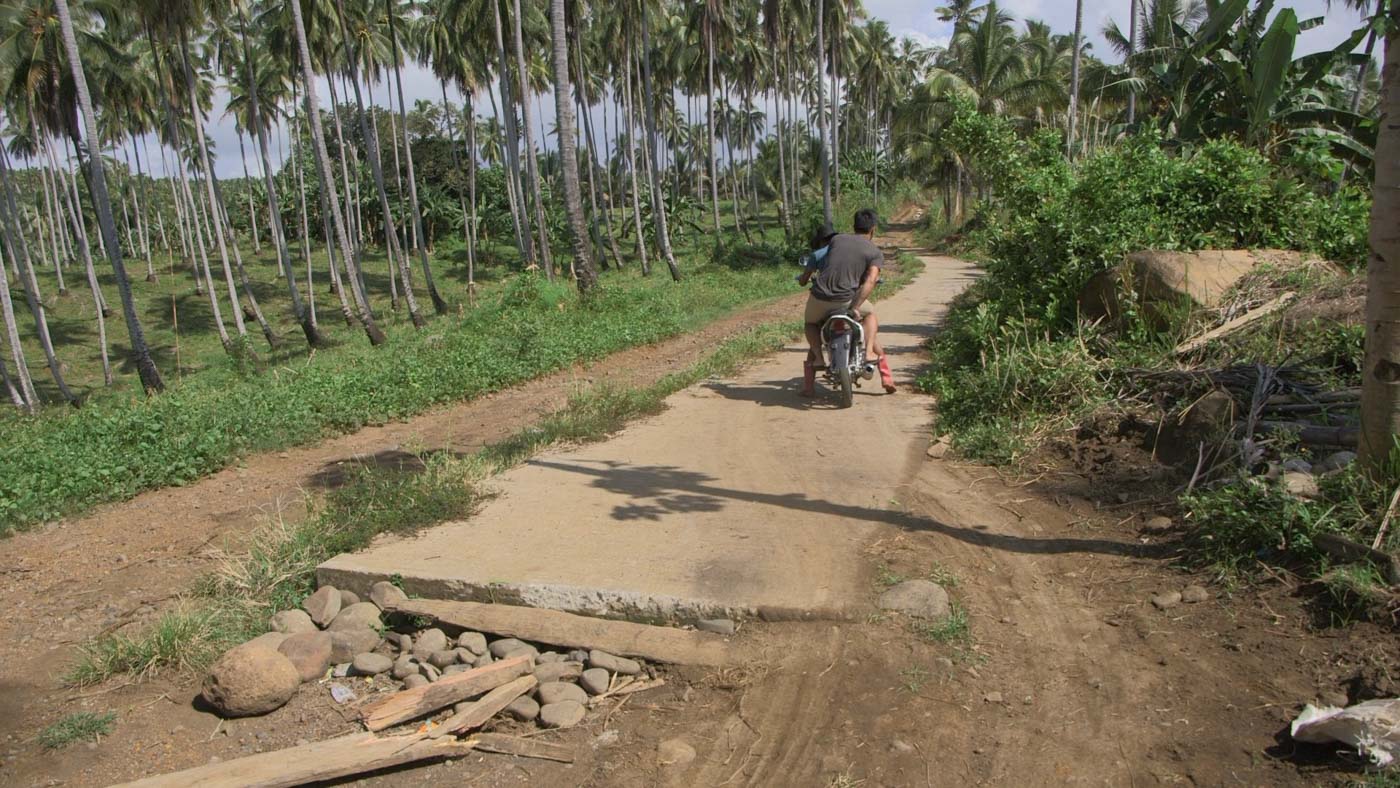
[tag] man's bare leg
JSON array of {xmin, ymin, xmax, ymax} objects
[
  {"xmin": 862, "ymin": 312, "xmax": 896, "ymax": 393},
  {"xmin": 802, "ymin": 323, "xmax": 822, "ymax": 397}
]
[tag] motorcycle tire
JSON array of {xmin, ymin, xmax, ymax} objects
[{"xmin": 832, "ymin": 336, "xmax": 854, "ymax": 409}]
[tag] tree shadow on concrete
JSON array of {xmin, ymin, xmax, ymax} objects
[{"xmin": 530, "ymin": 458, "xmax": 1161, "ymax": 559}]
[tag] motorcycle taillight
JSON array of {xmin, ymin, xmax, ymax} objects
[{"xmin": 831, "ymin": 322, "xmax": 849, "ymax": 334}]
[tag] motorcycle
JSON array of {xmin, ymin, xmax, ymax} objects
[{"xmin": 819, "ymin": 308, "xmax": 878, "ymax": 409}]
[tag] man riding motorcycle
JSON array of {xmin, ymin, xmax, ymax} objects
[{"xmin": 800, "ymin": 209, "xmax": 896, "ymax": 398}]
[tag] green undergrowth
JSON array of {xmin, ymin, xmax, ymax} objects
[
  {"xmin": 64, "ymin": 241, "xmax": 928, "ymax": 686},
  {"xmin": 37, "ymin": 712, "xmax": 116, "ymax": 749},
  {"xmin": 0, "ymin": 263, "xmax": 795, "ymax": 533}
]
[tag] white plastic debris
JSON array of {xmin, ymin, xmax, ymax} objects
[
  {"xmin": 329, "ymin": 684, "xmax": 357, "ymax": 705},
  {"xmin": 1290, "ymin": 699, "xmax": 1400, "ymax": 767}
]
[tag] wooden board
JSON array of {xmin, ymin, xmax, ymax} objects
[
  {"xmin": 387, "ymin": 598, "xmax": 736, "ymax": 666},
  {"xmin": 468, "ymin": 733, "xmax": 575, "ymax": 763},
  {"xmin": 113, "ymin": 732, "xmax": 473, "ymax": 788},
  {"xmin": 1174, "ymin": 292, "xmax": 1295, "ymax": 356},
  {"xmin": 429, "ymin": 675, "xmax": 537, "ymax": 738},
  {"xmin": 361, "ymin": 655, "xmax": 532, "ymax": 731}
]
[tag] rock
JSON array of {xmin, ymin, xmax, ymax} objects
[
  {"xmin": 420, "ymin": 663, "xmax": 442, "ymax": 682},
  {"xmin": 580, "ymin": 668, "xmax": 610, "ymax": 695},
  {"xmin": 567, "ymin": 649, "xmax": 590, "ymax": 663},
  {"xmin": 1151, "ymin": 592, "xmax": 1183, "ymax": 610},
  {"xmin": 890, "ymin": 740, "xmax": 915, "ymax": 754},
  {"xmin": 926, "ymin": 436, "xmax": 952, "ymax": 460},
  {"xmin": 1319, "ymin": 690, "xmax": 1349, "ymax": 708},
  {"xmin": 488, "ymin": 638, "xmax": 537, "ymax": 660},
  {"xmin": 327, "ymin": 602, "xmax": 382, "ymax": 633},
  {"xmin": 537, "ymin": 681, "xmax": 588, "ymax": 706},
  {"xmin": 534, "ymin": 661, "xmax": 584, "ymax": 684},
  {"xmin": 984, "ymin": 692, "xmax": 1004, "ymax": 704},
  {"xmin": 456, "ymin": 632, "xmax": 488, "ymax": 656},
  {"xmin": 1181, "ymin": 585, "xmax": 1211, "ymax": 604},
  {"xmin": 593, "ymin": 729, "xmax": 621, "ymax": 748},
  {"xmin": 588, "ymin": 650, "xmax": 642, "ymax": 676},
  {"xmin": 444, "ymin": 665, "xmax": 471, "ymax": 675},
  {"xmin": 246, "ymin": 632, "xmax": 288, "ymax": 651},
  {"xmin": 1142, "ymin": 516, "xmax": 1174, "ymax": 533},
  {"xmin": 202, "ymin": 643, "xmax": 301, "ymax": 717},
  {"xmin": 1282, "ymin": 471, "xmax": 1320, "ymax": 499},
  {"xmin": 332, "ymin": 663, "xmax": 351, "ymax": 678},
  {"xmin": 278, "ymin": 631, "xmax": 334, "ymax": 683},
  {"xmin": 505, "ymin": 696, "xmax": 540, "ymax": 722},
  {"xmin": 392, "ymin": 656, "xmax": 418, "ymax": 680},
  {"xmin": 269, "ymin": 609, "xmax": 317, "ymax": 635},
  {"xmin": 696, "ymin": 618, "xmax": 737, "ymax": 636},
  {"xmin": 428, "ymin": 650, "xmax": 459, "ymax": 669},
  {"xmin": 352, "ymin": 653, "xmax": 393, "ymax": 676},
  {"xmin": 1317, "ymin": 451, "xmax": 1357, "ymax": 475},
  {"xmin": 451, "ymin": 648, "xmax": 477, "ymax": 665},
  {"xmin": 1079, "ymin": 249, "xmax": 1292, "ymax": 327},
  {"xmin": 1282, "ymin": 458, "xmax": 1314, "ymax": 474},
  {"xmin": 472, "ymin": 653, "xmax": 496, "ymax": 668},
  {"xmin": 302, "ymin": 586, "xmax": 342, "ymax": 628},
  {"xmin": 369, "ymin": 581, "xmax": 407, "ymax": 611},
  {"xmin": 657, "ymin": 738, "xmax": 696, "ymax": 768},
  {"xmin": 412, "ymin": 629, "xmax": 449, "ymax": 658},
  {"xmin": 329, "ymin": 628, "xmax": 381, "ymax": 664},
  {"xmin": 403, "ymin": 674, "xmax": 428, "ymax": 690},
  {"xmin": 536, "ymin": 652, "xmax": 565, "ymax": 664},
  {"xmin": 538, "ymin": 700, "xmax": 586, "ymax": 729},
  {"xmin": 877, "ymin": 580, "xmax": 951, "ymax": 620}
]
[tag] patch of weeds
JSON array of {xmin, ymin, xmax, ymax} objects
[
  {"xmin": 1353, "ymin": 772, "xmax": 1400, "ymax": 788},
  {"xmin": 875, "ymin": 564, "xmax": 906, "ymax": 588},
  {"xmin": 64, "ymin": 604, "xmax": 251, "ymax": 686},
  {"xmin": 899, "ymin": 665, "xmax": 931, "ymax": 694},
  {"xmin": 1320, "ymin": 565, "xmax": 1394, "ymax": 626},
  {"xmin": 913, "ymin": 601, "xmax": 971, "ymax": 647},
  {"xmin": 925, "ymin": 562, "xmax": 960, "ymax": 588},
  {"xmin": 38, "ymin": 712, "xmax": 116, "ymax": 749},
  {"xmin": 828, "ymin": 772, "xmax": 865, "ymax": 788}
]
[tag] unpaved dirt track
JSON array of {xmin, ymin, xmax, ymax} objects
[{"xmin": 0, "ymin": 229, "xmax": 1357, "ymax": 786}]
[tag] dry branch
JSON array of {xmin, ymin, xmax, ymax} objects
[
  {"xmin": 360, "ymin": 655, "xmax": 532, "ymax": 732},
  {"xmin": 467, "ymin": 733, "xmax": 575, "ymax": 763},
  {"xmin": 427, "ymin": 675, "xmax": 537, "ymax": 739},
  {"xmin": 1174, "ymin": 292, "xmax": 1295, "ymax": 356}
]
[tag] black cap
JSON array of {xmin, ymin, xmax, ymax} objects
[{"xmin": 810, "ymin": 223, "xmax": 837, "ymax": 250}]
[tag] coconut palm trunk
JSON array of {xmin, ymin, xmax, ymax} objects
[
  {"xmin": 1359, "ymin": 8, "xmax": 1400, "ymax": 474},
  {"xmin": 637, "ymin": 0, "xmax": 680, "ymax": 281},
  {"xmin": 550, "ymin": 0, "xmax": 597, "ymax": 291},
  {"xmin": 490, "ymin": 0, "xmax": 533, "ymax": 266},
  {"xmin": 0, "ymin": 243, "xmax": 35, "ymax": 411},
  {"xmin": 1067, "ymin": 0, "xmax": 1084, "ymax": 158},
  {"xmin": 816, "ymin": 0, "xmax": 833, "ymax": 225},
  {"xmin": 621, "ymin": 45, "xmax": 650, "ymax": 274},
  {"xmin": 291, "ymin": 0, "xmax": 386, "ymax": 344},
  {"xmin": 236, "ymin": 130, "xmax": 261, "ymax": 255},
  {"xmin": 704, "ymin": 8, "xmax": 722, "ymax": 234},
  {"xmin": 511, "ymin": 0, "xmax": 555, "ymax": 279}
]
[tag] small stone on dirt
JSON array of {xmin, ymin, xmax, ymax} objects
[
  {"xmin": 1151, "ymin": 592, "xmax": 1183, "ymax": 610},
  {"xmin": 269, "ymin": 609, "xmax": 317, "ymax": 635},
  {"xmin": 1282, "ymin": 471, "xmax": 1320, "ymax": 499},
  {"xmin": 327, "ymin": 602, "xmax": 382, "ymax": 632},
  {"xmin": 301, "ymin": 586, "xmax": 341, "ymax": 628},
  {"xmin": 352, "ymin": 653, "xmax": 393, "ymax": 676},
  {"xmin": 278, "ymin": 631, "xmax": 333, "ymax": 683},
  {"xmin": 202, "ymin": 643, "xmax": 301, "ymax": 718},
  {"xmin": 589, "ymin": 650, "xmax": 642, "ymax": 676},
  {"xmin": 369, "ymin": 581, "xmax": 407, "ymax": 611},
  {"xmin": 926, "ymin": 437, "xmax": 952, "ymax": 460},
  {"xmin": 536, "ymin": 652, "xmax": 565, "ymax": 664},
  {"xmin": 403, "ymin": 674, "xmax": 428, "ymax": 689},
  {"xmin": 414, "ymin": 629, "xmax": 449, "ymax": 658},
  {"xmin": 890, "ymin": 740, "xmax": 915, "ymax": 754},
  {"xmin": 489, "ymin": 638, "xmax": 538, "ymax": 660},
  {"xmin": 984, "ymin": 692, "xmax": 1004, "ymax": 704},
  {"xmin": 443, "ymin": 665, "xmax": 470, "ymax": 675},
  {"xmin": 329, "ymin": 628, "xmax": 381, "ymax": 664},
  {"xmin": 1282, "ymin": 458, "xmax": 1313, "ymax": 474},
  {"xmin": 1181, "ymin": 585, "xmax": 1210, "ymax": 604},
  {"xmin": 332, "ymin": 663, "xmax": 351, "ymax": 678},
  {"xmin": 537, "ymin": 681, "xmax": 588, "ymax": 706},
  {"xmin": 568, "ymin": 649, "xmax": 590, "ymax": 663},
  {"xmin": 427, "ymin": 650, "xmax": 459, "ymax": 669},
  {"xmin": 392, "ymin": 656, "xmax": 418, "ymax": 680},
  {"xmin": 1142, "ymin": 516, "xmax": 1174, "ymax": 533},
  {"xmin": 877, "ymin": 579, "xmax": 951, "ymax": 620},
  {"xmin": 421, "ymin": 663, "xmax": 442, "ymax": 681},
  {"xmin": 696, "ymin": 618, "xmax": 737, "ymax": 635},
  {"xmin": 505, "ymin": 696, "xmax": 540, "ymax": 722},
  {"xmin": 1317, "ymin": 451, "xmax": 1357, "ymax": 475},
  {"xmin": 472, "ymin": 653, "xmax": 495, "ymax": 668},
  {"xmin": 534, "ymin": 661, "xmax": 583, "ymax": 684},
  {"xmin": 456, "ymin": 632, "xmax": 487, "ymax": 655},
  {"xmin": 539, "ymin": 700, "xmax": 586, "ymax": 729},
  {"xmin": 657, "ymin": 738, "xmax": 696, "ymax": 768},
  {"xmin": 580, "ymin": 668, "xmax": 610, "ymax": 695}
]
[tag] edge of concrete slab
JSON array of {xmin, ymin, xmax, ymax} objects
[{"xmin": 316, "ymin": 560, "xmax": 860, "ymax": 625}]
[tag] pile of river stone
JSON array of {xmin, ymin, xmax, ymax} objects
[{"xmin": 200, "ymin": 581, "xmax": 653, "ymax": 728}]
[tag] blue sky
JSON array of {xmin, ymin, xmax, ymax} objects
[{"xmin": 189, "ymin": 1, "xmax": 1375, "ymax": 178}]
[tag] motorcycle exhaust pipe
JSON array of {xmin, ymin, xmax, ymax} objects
[{"xmin": 861, "ymin": 364, "xmax": 877, "ymax": 380}]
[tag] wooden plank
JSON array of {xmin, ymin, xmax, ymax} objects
[
  {"xmin": 1175, "ymin": 292, "xmax": 1296, "ymax": 356},
  {"xmin": 114, "ymin": 732, "xmax": 473, "ymax": 788},
  {"xmin": 428, "ymin": 675, "xmax": 537, "ymax": 738},
  {"xmin": 361, "ymin": 655, "xmax": 532, "ymax": 732},
  {"xmin": 468, "ymin": 733, "xmax": 575, "ymax": 763},
  {"xmin": 386, "ymin": 598, "xmax": 735, "ymax": 666}
]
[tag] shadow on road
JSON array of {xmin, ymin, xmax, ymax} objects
[{"xmin": 530, "ymin": 458, "xmax": 1162, "ymax": 559}]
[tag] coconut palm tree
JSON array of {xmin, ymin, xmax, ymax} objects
[
  {"xmin": 53, "ymin": 0, "xmax": 163, "ymax": 391},
  {"xmin": 550, "ymin": 0, "xmax": 596, "ymax": 291}
]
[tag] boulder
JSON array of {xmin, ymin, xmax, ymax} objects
[
  {"xmin": 278, "ymin": 631, "xmax": 334, "ymax": 683},
  {"xmin": 329, "ymin": 628, "xmax": 381, "ymax": 664},
  {"xmin": 301, "ymin": 586, "xmax": 341, "ymax": 628},
  {"xmin": 338, "ymin": 590, "xmax": 361, "ymax": 607},
  {"xmin": 327, "ymin": 602, "xmax": 382, "ymax": 633},
  {"xmin": 369, "ymin": 581, "xmax": 407, "ymax": 611},
  {"xmin": 1079, "ymin": 250, "xmax": 1299, "ymax": 327},
  {"xmin": 877, "ymin": 580, "xmax": 951, "ymax": 620},
  {"xmin": 269, "ymin": 609, "xmax": 317, "ymax": 636},
  {"xmin": 245, "ymin": 632, "xmax": 288, "ymax": 651},
  {"xmin": 202, "ymin": 643, "xmax": 300, "ymax": 717}
]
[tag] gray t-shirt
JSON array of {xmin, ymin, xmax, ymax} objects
[{"xmin": 811, "ymin": 234, "xmax": 882, "ymax": 302}]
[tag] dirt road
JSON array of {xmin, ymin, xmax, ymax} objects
[{"xmin": 0, "ymin": 228, "xmax": 1370, "ymax": 786}]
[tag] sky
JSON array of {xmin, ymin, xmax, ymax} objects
[{"xmin": 183, "ymin": 0, "xmax": 1375, "ymax": 179}]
